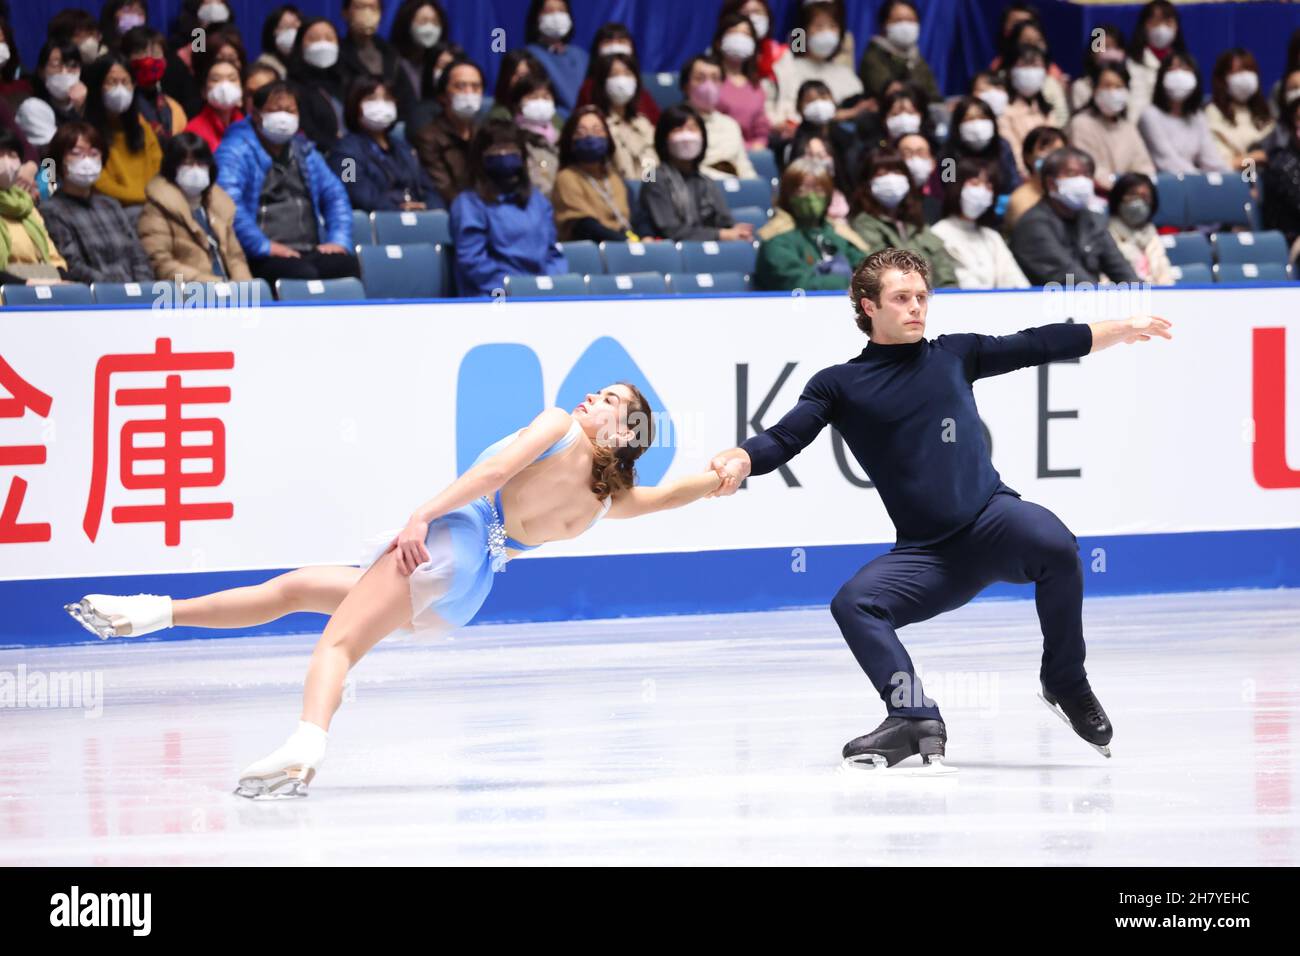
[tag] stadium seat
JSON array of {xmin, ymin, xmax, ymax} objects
[
  {"xmin": 664, "ymin": 271, "xmax": 749, "ymax": 294},
  {"xmin": 717, "ymin": 177, "xmax": 774, "ymax": 210},
  {"xmin": 0, "ymin": 282, "xmax": 93, "ymax": 306},
  {"xmin": 642, "ymin": 71, "xmax": 680, "ymax": 109},
  {"xmin": 274, "ymin": 277, "xmax": 367, "ymax": 302},
  {"xmin": 1160, "ymin": 232, "xmax": 1211, "ymax": 268},
  {"xmin": 91, "ymin": 280, "xmax": 166, "ymax": 304},
  {"xmin": 678, "ymin": 239, "xmax": 758, "ymax": 274},
  {"xmin": 1169, "ymin": 263, "xmax": 1212, "ymax": 285},
  {"xmin": 373, "ymin": 209, "xmax": 451, "ymax": 246},
  {"xmin": 730, "ymin": 205, "xmax": 771, "ymax": 229},
  {"xmin": 1211, "ymin": 230, "xmax": 1288, "ymax": 265},
  {"xmin": 502, "ymin": 273, "xmax": 586, "ymax": 297},
  {"xmin": 748, "ymin": 148, "xmax": 779, "ymax": 184},
  {"xmin": 187, "ymin": 280, "xmax": 272, "ymax": 306},
  {"xmin": 352, "ymin": 208, "xmax": 374, "ymax": 244},
  {"xmin": 1185, "ymin": 172, "xmax": 1252, "ymax": 228},
  {"xmin": 601, "ymin": 239, "xmax": 682, "ymax": 274},
  {"xmin": 1152, "ymin": 172, "xmax": 1187, "ymax": 228},
  {"xmin": 358, "ymin": 242, "xmax": 445, "ymax": 298},
  {"xmin": 585, "ymin": 272, "xmax": 666, "ymax": 296},
  {"xmin": 1214, "ymin": 262, "xmax": 1290, "ymax": 284},
  {"xmin": 559, "ymin": 240, "xmax": 603, "ymax": 275}
]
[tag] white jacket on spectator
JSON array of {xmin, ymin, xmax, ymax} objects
[
  {"xmin": 1138, "ymin": 105, "xmax": 1231, "ymax": 174},
  {"xmin": 931, "ymin": 215, "xmax": 1031, "ymax": 289},
  {"xmin": 699, "ymin": 108, "xmax": 757, "ymax": 181},
  {"xmin": 1107, "ymin": 217, "xmax": 1175, "ymax": 286}
]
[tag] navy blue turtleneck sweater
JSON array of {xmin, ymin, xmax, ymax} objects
[{"xmin": 741, "ymin": 323, "xmax": 1094, "ymax": 547}]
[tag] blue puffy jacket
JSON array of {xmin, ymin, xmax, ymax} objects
[{"xmin": 214, "ymin": 117, "xmax": 352, "ymax": 258}]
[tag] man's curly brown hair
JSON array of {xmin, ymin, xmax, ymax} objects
[{"xmin": 849, "ymin": 248, "xmax": 932, "ymax": 336}]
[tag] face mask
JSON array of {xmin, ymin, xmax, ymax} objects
[
  {"xmin": 871, "ymin": 172, "xmax": 911, "ymax": 209},
  {"xmin": 960, "ymin": 183, "xmax": 993, "ymax": 219},
  {"xmin": 600, "ymin": 43, "xmax": 633, "ymax": 57},
  {"xmin": 483, "ymin": 151, "xmax": 524, "ymax": 183},
  {"xmin": 117, "ymin": 11, "xmax": 146, "ymax": 33},
  {"xmin": 605, "ymin": 75, "xmax": 637, "ymax": 106},
  {"xmin": 275, "ymin": 28, "xmax": 298, "ymax": 56},
  {"xmin": 46, "ymin": 71, "xmax": 80, "ymax": 99},
  {"xmin": 539, "ymin": 12, "xmax": 572, "ymax": 40},
  {"xmin": 520, "ymin": 97, "xmax": 555, "ymax": 123},
  {"xmin": 571, "ymin": 135, "xmax": 609, "ymax": 163},
  {"xmin": 1119, "ymin": 197, "xmax": 1150, "ymax": 228},
  {"xmin": 885, "ymin": 111, "xmax": 921, "ymax": 138},
  {"xmin": 103, "ymin": 83, "xmax": 134, "ymax": 115},
  {"xmin": 1095, "ymin": 87, "xmax": 1128, "ymax": 116},
  {"xmin": 749, "ymin": 14, "xmax": 769, "ymax": 40},
  {"xmin": 65, "ymin": 156, "xmax": 102, "ymax": 187},
  {"xmin": 360, "ymin": 98, "xmax": 398, "ymax": 130},
  {"xmin": 303, "ymin": 41, "xmax": 339, "ymax": 70},
  {"xmin": 689, "ymin": 79, "xmax": 721, "ymax": 111},
  {"xmin": 197, "ymin": 2, "xmax": 230, "ymax": 25},
  {"xmin": 130, "ymin": 56, "xmax": 166, "ymax": 89},
  {"xmin": 1051, "ymin": 174, "xmax": 1094, "ymax": 210},
  {"xmin": 905, "ymin": 155, "xmax": 933, "ymax": 186},
  {"xmin": 1162, "ymin": 69, "xmax": 1196, "ymax": 102},
  {"xmin": 350, "ymin": 8, "xmax": 381, "ymax": 35},
  {"xmin": 1011, "ymin": 65, "xmax": 1045, "ymax": 97},
  {"xmin": 78, "ymin": 38, "xmax": 102, "ymax": 64},
  {"xmin": 720, "ymin": 33, "xmax": 756, "ymax": 61},
  {"xmin": 412, "ymin": 22, "xmax": 441, "ymax": 48},
  {"xmin": 260, "ymin": 110, "xmax": 299, "ymax": 143},
  {"xmin": 0, "ymin": 44, "xmax": 9, "ymax": 68},
  {"xmin": 1287, "ymin": 87, "xmax": 1300, "ymax": 105},
  {"xmin": 175, "ymin": 163, "xmax": 211, "ymax": 196},
  {"xmin": 959, "ymin": 118, "xmax": 995, "ymax": 150},
  {"xmin": 0, "ymin": 156, "xmax": 21, "ymax": 188},
  {"xmin": 207, "ymin": 79, "xmax": 242, "ymax": 108},
  {"xmin": 977, "ymin": 88, "xmax": 1008, "ymax": 117},
  {"xmin": 789, "ymin": 192, "xmax": 828, "ymax": 222},
  {"xmin": 885, "ymin": 20, "xmax": 919, "ymax": 48},
  {"xmin": 667, "ymin": 131, "xmax": 703, "ymax": 161},
  {"xmin": 808, "ymin": 30, "xmax": 841, "ymax": 60},
  {"xmin": 1147, "ymin": 23, "xmax": 1176, "ymax": 50},
  {"xmin": 450, "ymin": 91, "xmax": 482, "ymax": 119},
  {"xmin": 802, "ymin": 98, "xmax": 835, "ymax": 124},
  {"xmin": 1226, "ymin": 71, "xmax": 1258, "ymax": 102}
]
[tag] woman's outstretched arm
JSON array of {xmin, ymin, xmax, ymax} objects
[{"xmin": 605, "ymin": 470, "xmax": 723, "ymax": 520}]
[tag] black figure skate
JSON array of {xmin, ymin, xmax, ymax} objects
[
  {"xmin": 841, "ymin": 716, "xmax": 956, "ymax": 775},
  {"xmin": 1038, "ymin": 682, "xmax": 1113, "ymax": 758}
]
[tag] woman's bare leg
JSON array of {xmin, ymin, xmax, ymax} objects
[{"xmin": 172, "ymin": 565, "xmax": 365, "ymax": 628}]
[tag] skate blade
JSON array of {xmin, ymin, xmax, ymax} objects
[
  {"xmin": 63, "ymin": 599, "xmax": 121, "ymax": 639},
  {"xmin": 1038, "ymin": 693, "xmax": 1112, "ymax": 759},
  {"xmin": 839, "ymin": 754, "xmax": 958, "ymax": 776},
  {"xmin": 233, "ymin": 767, "xmax": 315, "ymax": 800}
]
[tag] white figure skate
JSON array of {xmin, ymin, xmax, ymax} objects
[
  {"xmin": 234, "ymin": 721, "xmax": 329, "ymax": 800},
  {"xmin": 64, "ymin": 593, "xmax": 173, "ymax": 639}
]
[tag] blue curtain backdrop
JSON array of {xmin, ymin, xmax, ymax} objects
[{"xmin": 8, "ymin": 1, "xmax": 1300, "ymax": 99}]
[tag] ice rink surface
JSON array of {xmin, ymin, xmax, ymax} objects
[{"xmin": 1, "ymin": 588, "xmax": 1296, "ymax": 866}]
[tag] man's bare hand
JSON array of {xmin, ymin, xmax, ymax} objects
[
  {"xmin": 706, "ymin": 448, "xmax": 751, "ymax": 497},
  {"xmin": 1089, "ymin": 315, "xmax": 1173, "ymax": 352}
]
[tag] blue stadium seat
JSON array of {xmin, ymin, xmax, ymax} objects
[
  {"xmin": 600, "ymin": 240, "xmax": 682, "ymax": 274},
  {"xmin": 642, "ymin": 71, "xmax": 680, "ymax": 109},
  {"xmin": 730, "ymin": 205, "xmax": 771, "ymax": 229},
  {"xmin": 373, "ymin": 209, "xmax": 451, "ymax": 246},
  {"xmin": 1159, "ymin": 232, "xmax": 1211, "ymax": 268},
  {"xmin": 352, "ymin": 209, "xmax": 374, "ymax": 244},
  {"xmin": 1168, "ymin": 262, "xmax": 1212, "ymax": 285},
  {"xmin": 502, "ymin": 273, "xmax": 586, "ymax": 297},
  {"xmin": 1152, "ymin": 172, "xmax": 1187, "ymax": 228},
  {"xmin": 717, "ymin": 177, "xmax": 773, "ymax": 210},
  {"xmin": 665, "ymin": 271, "xmax": 749, "ymax": 294},
  {"xmin": 1214, "ymin": 262, "xmax": 1291, "ymax": 284},
  {"xmin": 623, "ymin": 177, "xmax": 642, "ymax": 207},
  {"xmin": 748, "ymin": 148, "xmax": 778, "ymax": 184},
  {"xmin": 586, "ymin": 272, "xmax": 666, "ymax": 296},
  {"xmin": 274, "ymin": 277, "xmax": 367, "ymax": 302},
  {"xmin": 559, "ymin": 240, "xmax": 603, "ymax": 275},
  {"xmin": 91, "ymin": 280, "xmax": 166, "ymax": 304},
  {"xmin": 1, "ymin": 282, "xmax": 93, "ymax": 306},
  {"xmin": 678, "ymin": 239, "xmax": 758, "ymax": 274},
  {"xmin": 184, "ymin": 280, "xmax": 273, "ymax": 306},
  {"xmin": 1211, "ymin": 230, "xmax": 1288, "ymax": 265},
  {"xmin": 358, "ymin": 242, "xmax": 445, "ymax": 298},
  {"xmin": 1185, "ymin": 172, "xmax": 1252, "ymax": 227}
]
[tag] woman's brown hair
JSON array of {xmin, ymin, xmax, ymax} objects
[{"xmin": 590, "ymin": 381, "xmax": 654, "ymax": 501}]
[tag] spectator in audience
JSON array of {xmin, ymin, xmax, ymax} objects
[
  {"xmin": 1064, "ymin": 60, "xmax": 1155, "ymax": 193},
  {"xmin": 680, "ymin": 55, "xmax": 756, "ymax": 180},
  {"xmin": 500, "ymin": 72, "xmax": 561, "ymax": 197},
  {"xmin": 897, "ymin": 131, "xmax": 941, "ymax": 224},
  {"xmin": 47, "ymin": 8, "xmax": 104, "ymax": 68},
  {"xmin": 713, "ymin": 13, "xmax": 771, "ymax": 151},
  {"xmin": 931, "ymin": 157, "xmax": 1029, "ymax": 289},
  {"xmin": 411, "ymin": 57, "xmax": 483, "ymax": 205},
  {"xmin": 859, "ymin": 0, "xmax": 937, "ymax": 104},
  {"xmin": 942, "ymin": 95, "xmax": 1020, "ymax": 201},
  {"xmin": 1205, "ymin": 49, "xmax": 1273, "ymax": 172},
  {"xmin": 253, "ymin": 5, "xmax": 302, "ymax": 80},
  {"xmin": 41, "ymin": 120, "xmax": 153, "ymax": 284},
  {"xmin": 786, "ymin": 132, "xmax": 853, "ymax": 226},
  {"xmin": 184, "ymin": 57, "xmax": 244, "ymax": 154},
  {"xmin": 755, "ymin": 157, "xmax": 864, "ymax": 291},
  {"xmin": 773, "ymin": 1, "xmax": 866, "ymax": 131},
  {"xmin": 849, "ymin": 148, "xmax": 956, "ymax": 286},
  {"xmin": 525, "ymin": 0, "xmax": 587, "ymax": 113},
  {"xmin": 1004, "ymin": 124, "xmax": 1065, "ymax": 231},
  {"xmin": 786, "ymin": 80, "xmax": 859, "ymax": 184},
  {"xmin": 1125, "ymin": 0, "xmax": 1186, "ymax": 118},
  {"xmin": 183, "ymin": 27, "xmax": 246, "ymax": 118},
  {"xmin": 1070, "ymin": 23, "xmax": 1126, "ymax": 112},
  {"xmin": 391, "ymin": 0, "xmax": 449, "ymax": 104},
  {"xmin": 406, "ymin": 38, "xmax": 465, "ymax": 131},
  {"xmin": 83, "ymin": 53, "xmax": 163, "ymax": 212},
  {"xmin": 487, "ymin": 49, "xmax": 549, "ymax": 120},
  {"xmin": 0, "ymin": 17, "xmax": 32, "ymax": 111},
  {"xmin": 450, "ymin": 118, "xmax": 567, "ymax": 297},
  {"xmin": 995, "ymin": 19, "xmax": 1069, "ymax": 126},
  {"xmin": 285, "ymin": 17, "xmax": 346, "ymax": 150},
  {"xmin": 1263, "ymin": 95, "xmax": 1300, "ymax": 252},
  {"xmin": 16, "ymin": 40, "xmax": 85, "ymax": 135},
  {"xmin": 99, "ymin": 0, "xmax": 149, "ymax": 54},
  {"xmin": 638, "ymin": 103, "xmax": 752, "ymax": 242},
  {"xmin": 1000, "ymin": 44, "xmax": 1058, "ymax": 178},
  {"xmin": 1138, "ymin": 52, "xmax": 1229, "ymax": 174},
  {"xmin": 138, "ymin": 131, "xmax": 251, "ymax": 283},
  {"xmin": 992, "ymin": 3, "xmax": 1038, "ymax": 54},
  {"xmin": 1268, "ymin": 30, "xmax": 1300, "ymax": 118},
  {"xmin": 877, "ymin": 86, "xmax": 934, "ymax": 153},
  {"xmin": 1260, "ymin": 68, "xmax": 1300, "ymax": 160},
  {"xmin": 242, "ymin": 63, "xmax": 279, "ymax": 117},
  {"xmin": 1105, "ymin": 171, "xmax": 1173, "ymax": 286},
  {"xmin": 160, "ymin": 2, "xmax": 239, "ymax": 117},
  {"xmin": 330, "ymin": 76, "xmax": 437, "ymax": 212},
  {"xmin": 551, "ymin": 105, "xmax": 634, "ymax": 242},
  {"xmin": 723, "ymin": 0, "xmax": 785, "ymax": 84},
  {"xmin": 1009, "ymin": 146, "xmax": 1138, "ymax": 286},
  {"xmin": 591, "ymin": 52, "xmax": 657, "ymax": 182},
  {"xmin": 121, "ymin": 26, "xmax": 187, "ymax": 141},
  {"xmin": 575, "ymin": 23, "xmax": 659, "ymax": 123},
  {"xmin": 338, "ymin": 0, "xmax": 417, "ymax": 122},
  {"xmin": 972, "ymin": 70, "xmax": 1010, "ymax": 126},
  {"xmin": 214, "ymin": 80, "xmax": 357, "ymax": 283},
  {"xmin": 0, "ymin": 129, "xmax": 69, "ymax": 285}
]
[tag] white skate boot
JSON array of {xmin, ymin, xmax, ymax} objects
[
  {"xmin": 64, "ymin": 593, "xmax": 173, "ymax": 639},
  {"xmin": 234, "ymin": 720, "xmax": 329, "ymax": 800}
]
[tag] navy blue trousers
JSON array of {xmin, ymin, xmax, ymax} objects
[{"xmin": 829, "ymin": 490, "xmax": 1089, "ymax": 720}]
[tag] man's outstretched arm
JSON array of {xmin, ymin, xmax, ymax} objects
[{"xmin": 951, "ymin": 315, "xmax": 1172, "ymax": 380}]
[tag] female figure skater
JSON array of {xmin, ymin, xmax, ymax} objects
[{"xmin": 65, "ymin": 383, "xmax": 722, "ymax": 798}]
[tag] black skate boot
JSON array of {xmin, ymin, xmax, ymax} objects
[
  {"xmin": 841, "ymin": 716, "xmax": 954, "ymax": 774},
  {"xmin": 1038, "ymin": 682, "xmax": 1113, "ymax": 758}
]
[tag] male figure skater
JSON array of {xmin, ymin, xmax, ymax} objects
[{"xmin": 709, "ymin": 248, "xmax": 1172, "ymax": 769}]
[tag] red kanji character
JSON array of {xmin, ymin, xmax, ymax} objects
[
  {"xmin": 0, "ymin": 355, "xmax": 53, "ymax": 544},
  {"xmin": 83, "ymin": 338, "xmax": 235, "ymax": 546}
]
